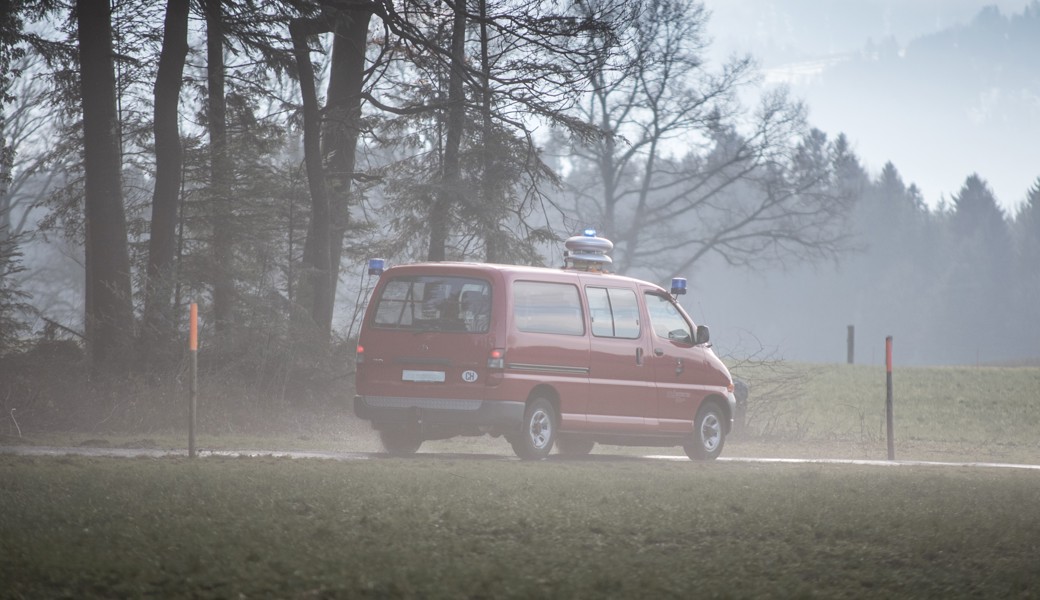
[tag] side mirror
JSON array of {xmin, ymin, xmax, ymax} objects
[{"xmin": 695, "ymin": 325, "xmax": 710, "ymax": 345}]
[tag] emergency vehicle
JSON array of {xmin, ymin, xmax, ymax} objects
[{"xmin": 354, "ymin": 231, "xmax": 736, "ymax": 460}]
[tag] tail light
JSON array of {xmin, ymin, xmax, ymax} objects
[
  {"xmin": 487, "ymin": 348, "xmax": 505, "ymax": 369},
  {"xmin": 356, "ymin": 344, "xmax": 365, "ymax": 365}
]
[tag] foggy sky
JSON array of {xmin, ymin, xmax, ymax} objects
[{"xmin": 703, "ymin": 0, "xmax": 1039, "ymax": 213}]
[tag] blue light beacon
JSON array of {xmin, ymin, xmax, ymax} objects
[
  {"xmin": 670, "ymin": 277, "xmax": 687, "ymax": 299},
  {"xmin": 368, "ymin": 258, "xmax": 386, "ymax": 276}
]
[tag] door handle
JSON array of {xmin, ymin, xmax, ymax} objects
[
  {"xmin": 635, "ymin": 347, "xmax": 644, "ymax": 366},
  {"xmin": 654, "ymin": 347, "xmax": 664, "ymax": 357},
  {"xmin": 675, "ymin": 358, "xmax": 684, "ymax": 375}
]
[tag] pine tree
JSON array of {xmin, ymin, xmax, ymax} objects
[
  {"xmin": 941, "ymin": 174, "xmax": 1014, "ymax": 362},
  {"xmin": 1011, "ymin": 177, "xmax": 1040, "ymax": 357}
]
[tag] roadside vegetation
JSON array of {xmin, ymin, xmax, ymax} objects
[{"xmin": 2, "ymin": 353, "xmax": 1038, "ymax": 464}]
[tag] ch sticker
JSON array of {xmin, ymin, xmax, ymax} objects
[{"xmin": 461, "ymin": 370, "xmax": 479, "ymax": 383}]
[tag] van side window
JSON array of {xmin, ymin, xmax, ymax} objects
[
  {"xmin": 586, "ymin": 287, "xmax": 640, "ymax": 339},
  {"xmin": 513, "ymin": 281, "xmax": 584, "ymax": 336},
  {"xmin": 645, "ymin": 293, "xmax": 693, "ymax": 344},
  {"xmin": 372, "ymin": 276, "xmax": 491, "ymax": 333}
]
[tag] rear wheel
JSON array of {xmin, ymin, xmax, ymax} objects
[
  {"xmin": 556, "ymin": 435, "xmax": 594, "ymax": 456},
  {"xmin": 683, "ymin": 402, "xmax": 726, "ymax": 460},
  {"xmin": 511, "ymin": 398, "xmax": 557, "ymax": 460},
  {"xmin": 379, "ymin": 425, "xmax": 423, "ymax": 456}
]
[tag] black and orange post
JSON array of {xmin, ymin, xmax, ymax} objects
[
  {"xmin": 189, "ymin": 302, "xmax": 198, "ymax": 458},
  {"xmin": 885, "ymin": 335, "xmax": 895, "ymax": 460}
]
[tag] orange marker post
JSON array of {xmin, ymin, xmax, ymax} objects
[
  {"xmin": 189, "ymin": 303, "xmax": 198, "ymax": 458},
  {"xmin": 885, "ymin": 336, "xmax": 894, "ymax": 461}
]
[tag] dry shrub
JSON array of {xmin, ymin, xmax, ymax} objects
[
  {"xmin": 722, "ymin": 339, "xmax": 810, "ymax": 441},
  {"xmin": 0, "ymin": 333, "xmax": 357, "ymax": 436}
]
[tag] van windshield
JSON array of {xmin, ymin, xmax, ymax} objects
[{"xmin": 371, "ymin": 276, "xmax": 491, "ymax": 333}]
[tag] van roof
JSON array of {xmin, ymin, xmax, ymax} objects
[{"xmin": 379, "ymin": 261, "xmax": 668, "ymax": 294}]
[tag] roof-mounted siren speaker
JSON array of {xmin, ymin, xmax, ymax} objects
[
  {"xmin": 368, "ymin": 258, "xmax": 386, "ymax": 276},
  {"xmin": 564, "ymin": 229, "xmax": 613, "ymax": 271},
  {"xmin": 670, "ymin": 277, "xmax": 687, "ymax": 298}
]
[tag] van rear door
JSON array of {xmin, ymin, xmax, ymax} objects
[{"xmin": 358, "ymin": 274, "xmax": 494, "ymax": 402}]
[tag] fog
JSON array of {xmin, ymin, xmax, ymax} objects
[
  {"xmin": 674, "ymin": 0, "xmax": 1040, "ymax": 366},
  {"xmin": 4, "ymin": 0, "xmax": 1038, "ymax": 369},
  {"xmin": 704, "ymin": 0, "xmax": 1038, "ymax": 213}
]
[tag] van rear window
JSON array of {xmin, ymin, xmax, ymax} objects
[
  {"xmin": 372, "ymin": 276, "xmax": 491, "ymax": 333},
  {"xmin": 513, "ymin": 281, "xmax": 584, "ymax": 336}
]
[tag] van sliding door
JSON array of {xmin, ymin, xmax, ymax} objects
[{"xmin": 583, "ymin": 285, "xmax": 654, "ymax": 431}]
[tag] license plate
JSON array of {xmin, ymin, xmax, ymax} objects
[{"xmin": 402, "ymin": 370, "xmax": 446, "ymax": 383}]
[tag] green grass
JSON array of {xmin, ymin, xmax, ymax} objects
[
  {"xmin": 4, "ymin": 363, "xmax": 1039, "ymax": 464},
  {"xmin": 2, "ymin": 455, "xmax": 1039, "ymax": 598},
  {"xmin": 799, "ymin": 364, "xmax": 1040, "ymax": 442},
  {"xmin": 710, "ymin": 362, "xmax": 1040, "ymax": 463}
]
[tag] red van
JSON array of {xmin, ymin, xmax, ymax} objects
[{"xmin": 354, "ymin": 239, "xmax": 736, "ymax": 460}]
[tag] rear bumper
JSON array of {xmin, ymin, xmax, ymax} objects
[{"xmin": 354, "ymin": 395, "xmax": 525, "ymax": 427}]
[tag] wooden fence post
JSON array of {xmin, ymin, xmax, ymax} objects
[
  {"xmin": 189, "ymin": 302, "xmax": 198, "ymax": 459},
  {"xmin": 886, "ymin": 335, "xmax": 895, "ymax": 461}
]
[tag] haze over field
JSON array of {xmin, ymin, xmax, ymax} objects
[{"xmin": 677, "ymin": 0, "xmax": 1040, "ymax": 365}]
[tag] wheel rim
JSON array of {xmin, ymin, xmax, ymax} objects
[
  {"xmin": 700, "ymin": 413, "xmax": 721, "ymax": 452},
  {"xmin": 528, "ymin": 409, "xmax": 552, "ymax": 449}
]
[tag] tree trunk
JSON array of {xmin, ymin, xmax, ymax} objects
[
  {"xmin": 1, "ymin": 133, "xmax": 11, "ymax": 237},
  {"xmin": 289, "ymin": 16, "xmax": 332, "ymax": 339},
  {"xmin": 477, "ymin": 0, "xmax": 499, "ymax": 262},
  {"xmin": 143, "ymin": 0, "xmax": 189, "ymax": 353},
  {"xmin": 428, "ymin": 2, "xmax": 466, "ymax": 262},
  {"xmin": 321, "ymin": 7, "xmax": 372, "ymax": 336},
  {"xmin": 76, "ymin": 0, "xmax": 134, "ymax": 369},
  {"xmin": 206, "ymin": 0, "xmax": 234, "ymax": 341}
]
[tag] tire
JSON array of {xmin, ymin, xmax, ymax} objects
[
  {"xmin": 683, "ymin": 402, "xmax": 726, "ymax": 460},
  {"xmin": 511, "ymin": 398, "xmax": 557, "ymax": 460},
  {"xmin": 556, "ymin": 435, "xmax": 594, "ymax": 456},
  {"xmin": 379, "ymin": 425, "xmax": 423, "ymax": 456}
]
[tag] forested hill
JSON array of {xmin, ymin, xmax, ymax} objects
[
  {"xmin": 827, "ymin": 2, "xmax": 1039, "ymax": 108},
  {"xmin": 791, "ymin": 2, "xmax": 1040, "ymax": 211}
]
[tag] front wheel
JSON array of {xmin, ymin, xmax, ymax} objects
[
  {"xmin": 379, "ymin": 425, "xmax": 423, "ymax": 456},
  {"xmin": 683, "ymin": 402, "xmax": 726, "ymax": 460},
  {"xmin": 511, "ymin": 398, "xmax": 557, "ymax": 460}
]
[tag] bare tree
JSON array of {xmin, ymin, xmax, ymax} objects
[
  {"xmin": 364, "ymin": 0, "xmax": 617, "ymax": 263},
  {"xmin": 289, "ymin": 12, "xmax": 333, "ymax": 339},
  {"xmin": 1, "ymin": 13, "xmax": 32, "ymax": 350},
  {"xmin": 426, "ymin": 0, "xmax": 466, "ymax": 262},
  {"xmin": 142, "ymin": 0, "xmax": 190, "ymax": 353},
  {"xmin": 0, "ymin": 57, "xmax": 59, "ymax": 242},
  {"xmin": 565, "ymin": 0, "xmax": 850, "ymax": 277},
  {"xmin": 323, "ymin": 5, "xmax": 373, "ymax": 328},
  {"xmin": 206, "ymin": 0, "xmax": 235, "ymax": 341},
  {"xmin": 290, "ymin": 2, "xmax": 374, "ymax": 342},
  {"xmin": 76, "ymin": 0, "xmax": 134, "ymax": 368}
]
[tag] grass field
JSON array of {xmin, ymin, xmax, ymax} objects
[
  {"xmin": 2, "ymin": 363, "xmax": 1039, "ymax": 598},
  {"xmin": 723, "ymin": 362, "xmax": 1040, "ymax": 464},
  {"xmin": 2, "ymin": 454, "xmax": 1039, "ymax": 598},
  {"xmin": 5, "ymin": 362, "xmax": 1038, "ymax": 464}
]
